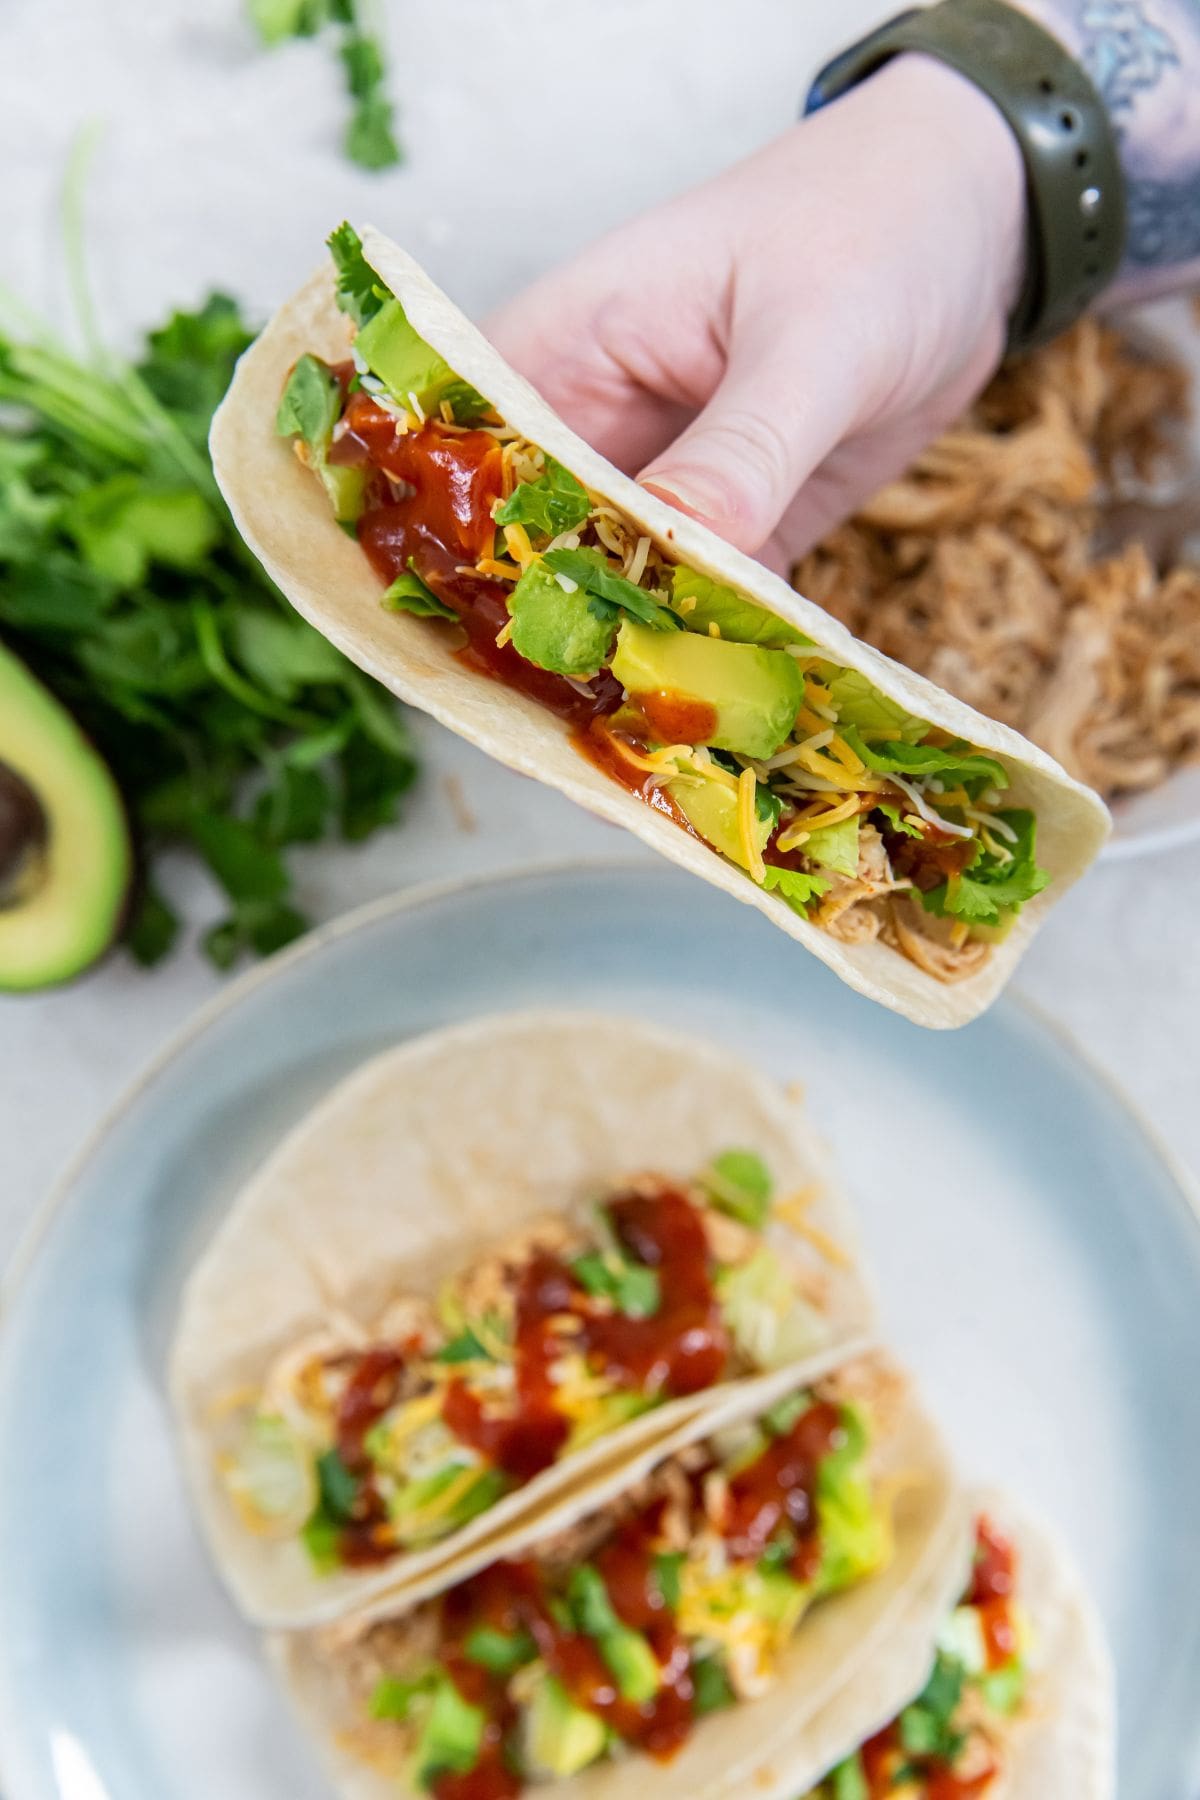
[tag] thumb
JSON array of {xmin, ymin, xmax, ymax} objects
[{"xmin": 637, "ymin": 340, "xmax": 854, "ymax": 556}]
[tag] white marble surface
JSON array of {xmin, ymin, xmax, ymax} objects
[{"xmin": 1, "ymin": 0, "xmax": 1198, "ymax": 1262}]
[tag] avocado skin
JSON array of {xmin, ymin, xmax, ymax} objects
[
  {"xmin": 611, "ymin": 620, "xmax": 804, "ymax": 760},
  {"xmin": 0, "ymin": 642, "xmax": 132, "ymax": 991}
]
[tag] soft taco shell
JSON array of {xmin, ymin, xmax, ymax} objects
[
  {"xmin": 270, "ymin": 1362, "xmax": 973, "ymax": 1800},
  {"xmin": 793, "ymin": 1486, "xmax": 1115, "ymax": 1797},
  {"xmin": 210, "ymin": 228, "xmax": 1111, "ymax": 1029},
  {"xmin": 170, "ymin": 1010, "xmax": 875, "ymax": 1626}
]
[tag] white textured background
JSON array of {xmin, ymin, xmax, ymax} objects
[{"xmin": 0, "ymin": 0, "xmax": 1197, "ymax": 1252}]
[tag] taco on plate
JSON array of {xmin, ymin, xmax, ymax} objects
[
  {"xmin": 170, "ymin": 1012, "xmax": 873, "ymax": 1625},
  {"xmin": 271, "ymin": 1354, "xmax": 969, "ymax": 1800},
  {"xmin": 803, "ymin": 1493, "xmax": 1113, "ymax": 1799}
]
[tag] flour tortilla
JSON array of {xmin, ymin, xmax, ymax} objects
[
  {"xmin": 796, "ymin": 1487, "xmax": 1115, "ymax": 1797},
  {"xmin": 270, "ymin": 1365, "xmax": 973, "ymax": 1800},
  {"xmin": 210, "ymin": 228, "xmax": 1111, "ymax": 1029},
  {"xmin": 170, "ymin": 1011, "xmax": 875, "ymax": 1627}
]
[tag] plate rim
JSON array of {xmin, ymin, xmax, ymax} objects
[{"xmin": 5, "ymin": 854, "xmax": 1199, "ymax": 1325}]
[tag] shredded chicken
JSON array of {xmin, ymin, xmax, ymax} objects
[{"xmin": 794, "ymin": 318, "xmax": 1200, "ymax": 801}]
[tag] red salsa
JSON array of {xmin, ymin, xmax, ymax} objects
[{"xmin": 415, "ymin": 1392, "xmax": 841, "ymax": 1795}]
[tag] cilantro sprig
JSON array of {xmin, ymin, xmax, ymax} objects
[
  {"xmin": 248, "ymin": 0, "xmax": 401, "ymax": 171},
  {"xmin": 0, "ymin": 288, "xmax": 417, "ymax": 970}
]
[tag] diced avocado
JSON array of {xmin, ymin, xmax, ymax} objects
[
  {"xmin": 0, "ymin": 642, "xmax": 131, "ymax": 991},
  {"xmin": 611, "ymin": 620, "xmax": 804, "ymax": 759},
  {"xmin": 411, "ymin": 1673, "xmax": 486, "ymax": 1786},
  {"xmin": 663, "ymin": 757, "xmax": 772, "ymax": 869},
  {"xmin": 508, "ymin": 559, "xmax": 615, "ymax": 675},
  {"xmin": 829, "ymin": 1751, "xmax": 870, "ymax": 1800},
  {"xmin": 602, "ymin": 1627, "xmax": 660, "ymax": 1704},
  {"xmin": 699, "ymin": 1148, "xmax": 773, "ymax": 1227},
  {"xmin": 524, "ymin": 1676, "xmax": 607, "ymax": 1778},
  {"xmin": 318, "ymin": 460, "xmax": 367, "ymax": 525},
  {"xmin": 355, "ymin": 298, "xmax": 459, "ymax": 412}
]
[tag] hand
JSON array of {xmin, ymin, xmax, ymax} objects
[{"xmin": 486, "ymin": 54, "xmax": 1026, "ymax": 572}]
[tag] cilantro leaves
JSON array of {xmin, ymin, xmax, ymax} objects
[
  {"xmin": 0, "ymin": 289, "xmax": 417, "ymax": 971},
  {"xmin": 248, "ymin": 0, "xmax": 401, "ymax": 171},
  {"xmin": 327, "ymin": 221, "xmax": 388, "ymax": 326},
  {"xmin": 542, "ymin": 547, "xmax": 679, "ymax": 632},
  {"xmin": 761, "ymin": 865, "xmax": 831, "ymax": 913},
  {"xmin": 572, "ymin": 1250, "xmax": 661, "ymax": 1320},
  {"xmin": 920, "ymin": 809, "xmax": 1049, "ymax": 926}
]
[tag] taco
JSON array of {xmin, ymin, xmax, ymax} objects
[
  {"xmin": 802, "ymin": 1492, "xmax": 1114, "ymax": 1798},
  {"xmin": 209, "ymin": 224, "xmax": 1110, "ymax": 1028},
  {"xmin": 270, "ymin": 1354, "xmax": 972, "ymax": 1800},
  {"xmin": 170, "ymin": 1012, "xmax": 874, "ymax": 1625}
]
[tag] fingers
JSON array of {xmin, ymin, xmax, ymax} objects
[{"xmin": 637, "ymin": 332, "xmax": 859, "ymax": 556}]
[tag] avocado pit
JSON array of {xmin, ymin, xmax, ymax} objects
[{"xmin": 0, "ymin": 760, "xmax": 49, "ymax": 908}]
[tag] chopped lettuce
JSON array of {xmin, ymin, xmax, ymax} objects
[
  {"xmin": 370, "ymin": 1670, "xmax": 437, "ymax": 1721},
  {"xmin": 571, "ymin": 1249, "xmax": 661, "ymax": 1318},
  {"xmin": 898, "ymin": 1651, "xmax": 967, "ymax": 1763},
  {"xmin": 691, "ymin": 1654, "xmax": 736, "ymax": 1716},
  {"xmin": 382, "ymin": 568, "xmax": 457, "ymax": 621},
  {"xmin": 463, "ymin": 1626, "xmax": 537, "ymax": 1674},
  {"xmin": 495, "ymin": 458, "xmax": 591, "ymax": 539},
  {"xmin": 387, "ymin": 1464, "xmax": 509, "ymax": 1544},
  {"xmin": 762, "ymin": 865, "xmax": 831, "ymax": 913},
  {"xmin": 699, "ymin": 1148, "xmax": 773, "ymax": 1229},
  {"xmin": 718, "ymin": 1247, "xmax": 828, "ymax": 1370},
  {"xmin": 316, "ymin": 1446, "xmax": 360, "ymax": 1520},
  {"xmin": 920, "ymin": 808, "xmax": 1048, "ymax": 925},
  {"xmin": 507, "ymin": 559, "xmax": 616, "ymax": 675},
  {"xmin": 819, "ymin": 666, "xmax": 926, "ymax": 740},
  {"xmin": 224, "ymin": 1412, "xmax": 315, "ymax": 1531},
  {"xmin": 653, "ymin": 1550, "xmax": 685, "ymax": 1611},
  {"xmin": 876, "ymin": 800, "xmax": 923, "ymax": 839},
  {"xmin": 841, "ymin": 726, "xmax": 1008, "ymax": 792},
  {"xmin": 979, "ymin": 1657, "xmax": 1028, "ymax": 1716},
  {"xmin": 275, "ymin": 351, "xmax": 366, "ymax": 523},
  {"xmin": 276, "ymin": 352, "xmax": 341, "ymax": 448},
  {"xmin": 542, "ymin": 547, "xmax": 679, "ymax": 631},
  {"xmin": 435, "ymin": 1325, "xmax": 495, "ymax": 1364},
  {"xmin": 826, "ymin": 1752, "xmax": 869, "ymax": 1800},
  {"xmin": 802, "ymin": 814, "xmax": 859, "ymax": 877},
  {"xmin": 567, "ymin": 1565, "xmax": 660, "ymax": 1703},
  {"xmin": 814, "ymin": 1404, "xmax": 887, "ymax": 1594},
  {"xmin": 669, "ymin": 568, "xmax": 810, "ymax": 648}
]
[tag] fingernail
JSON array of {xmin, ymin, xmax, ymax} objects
[{"xmin": 639, "ymin": 469, "xmax": 729, "ymax": 525}]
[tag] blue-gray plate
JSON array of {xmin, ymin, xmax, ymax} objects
[{"xmin": 1, "ymin": 863, "xmax": 1197, "ymax": 1799}]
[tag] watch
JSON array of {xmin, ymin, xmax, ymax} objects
[{"xmin": 804, "ymin": 0, "xmax": 1127, "ymax": 351}]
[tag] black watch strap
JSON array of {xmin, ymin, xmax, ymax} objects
[{"xmin": 804, "ymin": 0, "xmax": 1126, "ymax": 351}]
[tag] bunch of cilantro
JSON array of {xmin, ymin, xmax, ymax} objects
[
  {"xmin": 0, "ymin": 292, "xmax": 417, "ymax": 969},
  {"xmin": 248, "ymin": 0, "xmax": 401, "ymax": 170}
]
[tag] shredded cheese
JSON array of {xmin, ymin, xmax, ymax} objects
[
  {"xmin": 502, "ymin": 523, "xmax": 535, "ymax": 569},
  {"xmin": 737, "ymin": 767, "xmax": 766, "ymax": 884},
  {"xmin": 494, "ymin": 619, "xmax": 514, "ymax": 650}
]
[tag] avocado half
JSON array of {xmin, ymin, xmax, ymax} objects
[{"xmin": 0, "ymin": 641, "xmax": 132, "ymax": 991}]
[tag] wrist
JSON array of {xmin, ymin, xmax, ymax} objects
[{"xmin": 880, "ymin": 51, "xmax": 1029, "ymax": 321}]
